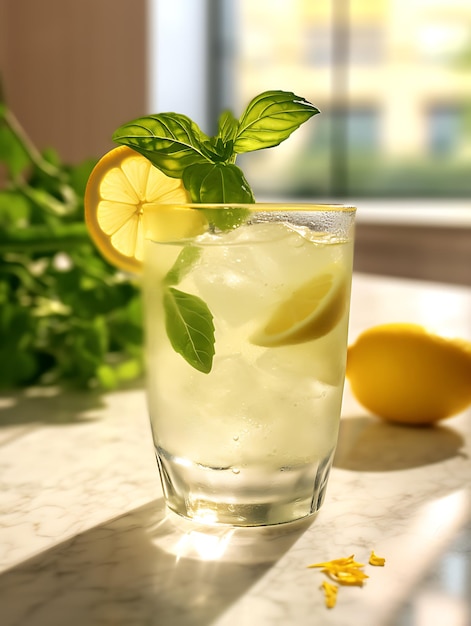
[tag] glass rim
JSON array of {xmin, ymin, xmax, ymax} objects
[{"xmin": 145, "ymin": 202, "xmax": 356, "ymax": 213}]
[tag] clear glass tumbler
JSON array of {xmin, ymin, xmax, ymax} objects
[{"xmin": 143, "ymin": 203, "xmax": 355, "ymax": 526}]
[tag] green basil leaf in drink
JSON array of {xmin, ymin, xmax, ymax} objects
[
  {"xmin": 164, "ymin": 246, "xmax": 201, "ymax": 286},
  {"xmin": 112, "ymin": 113, "xmax": 210, "ymax": 178},
  {"xmin": 163, "ymin": 287, "xmax": 215, "ymax": 373},
  {"xmin": 233, "ymin": 90, "xmax": 320, "ymax": 154}
]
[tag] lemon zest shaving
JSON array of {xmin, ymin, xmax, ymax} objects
[
  {"xmin": 309, "ymin": 552, "xmax": 387, "ymax": 608},
  {"xmin": 308, "ymin": 554, "xmax": 369, "ymax": 587},
  {"xmin": 369, "ymin": 550, "xmax": 386, "ymax": 566},
  {"xmin": 320, "ymin": 580, "xmax": 338, "ymax": 609}
]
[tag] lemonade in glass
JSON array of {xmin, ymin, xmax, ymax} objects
[
  {"xmin": 84, "ymin": 90, "xmax": 356, "ymax": 526},
  {"xmin": 143, "ymin": 203, "xmax": 355, "ymax": 525}
]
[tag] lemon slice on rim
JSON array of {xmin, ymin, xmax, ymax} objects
[
  {"xmin": 251, "ymin": 265, "xmax": 348, "ymax": 347},
  {"xmin": 347, "ymin": 323, "xmax": 471, "ymax": 424},
  {"xmin": 84, "ymin": 146, "xmax": 204, "ymax": 273}
]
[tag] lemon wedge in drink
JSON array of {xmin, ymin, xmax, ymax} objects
[
  {"xmin": 346, "ymin": 323, "xmax": 471, "ymax": 424},
  {"xmin": 84, "ymin": 146, "xmax": 205, "ymax": 272},
  {"xmin": 251, "ymin": 265, "xmax": 348, "ymax": 347}
]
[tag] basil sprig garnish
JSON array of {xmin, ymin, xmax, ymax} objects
[
  {"xmin": 113, "ymin": 90, "xmax": 319, "ymax": 206},
  {"xmin": 113, "ymin": 91, "xmax": 319, "ymax": 373}
]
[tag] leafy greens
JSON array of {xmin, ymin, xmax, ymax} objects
[{"xmin": 0, "ymin": 99, "xmax": 143, "ymax": 390}]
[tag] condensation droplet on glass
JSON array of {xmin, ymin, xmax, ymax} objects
[
  {"xmin": 232, "ymin": 468, "xmax": 240, "ymax": 475},
  {"xmin": 233, "ymin": 435, "xmax": 239, "ymax": 442}
]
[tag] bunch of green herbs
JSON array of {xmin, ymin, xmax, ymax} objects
[{"xmin": 0, "ymin": 98, "xmax": 143, "ymax": 390}]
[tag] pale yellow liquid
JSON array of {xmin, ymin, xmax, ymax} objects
[{"xmin": 144, "ymin": 220, "xmax": 353, "ymax": 525}]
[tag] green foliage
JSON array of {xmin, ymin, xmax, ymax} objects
[
  {"xmin": 113, "ymin": 90, "xmax": 319, "ymax": 207},
  {"xmin": 112, "ymin": 90, "xmax": 319, "ymax": 374},
  {"xmin": 0, "ymin": 102, "xmax": 143, "ymax": 390},
  {"xmin": 112, "ymin": 112, "xmax": 209, "ymax": 178},
  {"xmin": 163, "ymin": 287, "xmax": 215, "ymax": 374},
  {"xmin": 234, "ymin": 90, "xmax": 320, "ymax": 153},
  {"xmin": 163, "ymin": 246, "xmax": 201, "ymax": 286},
  {"xmin": 182, "ymin": 162, "xmax": 254, "ymax": 203},
  {"xmin": 162, "ymin": 247, "xmax": 214, "ymax": 374}
]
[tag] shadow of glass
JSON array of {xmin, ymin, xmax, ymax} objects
[
  {"xmin": 334, "ymin": 415, "xmax": 466, "ymax": 472},
  {"xmin": 0, "ymin": 498, "xmax": 311, "ymax": 626}
]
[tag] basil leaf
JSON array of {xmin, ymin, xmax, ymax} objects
[
  {"xmin": 200, "ymin": 137, "xmax": 233, "ymax": 162},
  {"xmin": 233, "ymin": 90, "xmax": 320, "ymax": 154},
  {"xmin": 163, "ymin": 286, "xmax": 215, "ymax": 373},
  {"xmin": 182, "ymin": 162, "xmax": 253, "ymax": 230},
  {"xmin": 112, "ymin": 113, "xmax": 210, "ymax": 177},
  {"xmin": 183, "ymin": 162, "xmax": 255, "ymax": 203},
  {"xmin": 164, "ymin": 246, "xmax": 201, "ymax": 286},
  {"xmin": 218, "ymin": 110, "xmax": 239, "ymax": 145},
  {"xmin": 204, "ymin": 206, "xmax": 251, "ymax": 232}
]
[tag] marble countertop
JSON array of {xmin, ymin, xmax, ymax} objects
[{"xmin": 1, "ymin": 273, "xmax": 470, "ymax": 626}]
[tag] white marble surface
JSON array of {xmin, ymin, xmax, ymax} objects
[{"xmin": 1, "ymin": 273, "xmax": 471, "ymax": 626}]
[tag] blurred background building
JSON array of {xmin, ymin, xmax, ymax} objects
[
  {"xmin": 1, "ymin": 0, "xmax": 471, "ymax": 282},
  {"xmin": 216, "ymin": 0, "xmax": 471, "ymax": 200}
]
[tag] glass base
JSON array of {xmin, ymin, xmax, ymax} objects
[{"xmin": 155, "ymin": 446, "xmax": 335, "ymax": 526}]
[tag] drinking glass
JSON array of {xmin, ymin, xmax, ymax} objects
[{"xmin": 143, "ymin": 203, "xmax": 355, "ymax": 526}]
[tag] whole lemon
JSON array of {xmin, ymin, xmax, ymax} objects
[{"xmin": 346, "ymin": 323, "xmax": 471, "ymax": 425}]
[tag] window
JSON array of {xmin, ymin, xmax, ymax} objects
[
  {"xmin": 427, "ymin": 105, "xmax": 461, "ymax": 156},
  {"xmin": 228, "ymin": 0, "xmax": 471, "ymax": 198},
  {"xmin": 350, "ymin": 25, "xmax": 385, "ymax": 64},
  {"xmin": 303, "ymin": 27, "xmax": 332, "ymax": 66},
  {"xmin": 152, "ymin": 0, "xmax": 471, "ymax": 199},
  {"xmin": 347, "ymin": 108, "xmax": 380, "ymax": 151}
]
